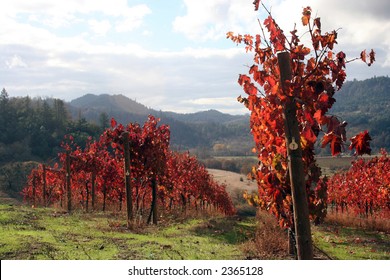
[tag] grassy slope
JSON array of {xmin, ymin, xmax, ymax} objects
[
  {"xmin": 1, "ymin": 162, "xmax": 388, "ymax": 260},
  {"xmin": 1, "ymin": 203, "xmax": 389, "ymax": 260},
  {"xmin": 312, "ymin": 224, "xmax": 390, "ymax": 260},
  {"xmin": 0, "ymin": 204, "xmax": 256, "ymax": 260}
]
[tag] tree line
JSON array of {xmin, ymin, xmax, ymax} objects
[{"xmin": 0, "ymin": 88, "xmax": 106, "ymax": 164}]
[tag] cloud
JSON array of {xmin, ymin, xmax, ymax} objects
[
  {"xmin": 115, "ymin": 4, "xmax": 152, "ymax": 33},
  {"xmin": 173, "ymin": 0, "xmax": 258, "ymax": 41},
  {"xmin": 1, "ymin": 1, "xmax": 151, "ymax": 24},
  {"xmin": 88, "ymin": 20, "xmax": 112, "ymax": 36},
  {"xmin": 269, "ymin": 0, "xmax": 390, "ymax": 71},
  {"xmin": 0, "ymin": 42, "xmax": 250, "ymax": 114},
  {"xmin": 0, "ymin": 0, "xmax": 388, "ymax": 116},
  {"xmin": 177, "ymin": 96, "xmax": 248, "ymax": 114},
  {"xmin": 6, "ymin": 55, "xmax": 28, "ymax": 69},
  {"xmin": 192, "ymin": 97, "xmax": 234, "ymax": 106}
]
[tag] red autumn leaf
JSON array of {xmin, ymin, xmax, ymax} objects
[
  {"xmin": 324, "ymin": 115, "xmax": 340, "ymax": 133},
  {"xmin": 226, "ymin": 31, "xmax": 234, "ymax": 39},
  {"xmin": 301, "ymin": 7, "xmax": 312, "ymax": 26},
  {"xmin": 349, "ymin": 130, "xmax": 372, "ymax": 156},
  {"xmin": 304, "ymin": 110, "xmax": 315, "ymax": 125},
  {"xmin": 321, "ymin": 132, "xmax": 333, "ymax": 148},
  {"xmin": 360, "ymin": 50, "xmax": 367, "ymax": 63},
  {"xmin": 336, "ymin": 69, "xmax": 346, "ymax": 90},
  {"xmin": 318, "ymin": 93, "xmax": 329, "ymax": 103},
  {"xmin": 111, "ymin": 118, "xmax": 117, "ymax": 128},
  {"xmin": 314, "ymin": 110, "xmax": 324, "ymax": 124},
  {"xmin": 302, "ymin": 125, "xmax": 317, "ymax": 144},
  {"xmin": 301, "ymin": 7, "xmax": 311, "ymax": 26},
  {"xmin": 369, "ymin": 49, "xmax": 376, "ymax": 66},
  {"xmin": 321, "ymin": 132, "xmax": 342, "ymax": 156},
  {"xmin": 253, "ymin": 0, "xmax": 260, "ymax": 11},
  {"xmin": 292, "ymin": 45, "xmax": 311, "ymax": 60},
  {"xmin": 264, "ymin": 16, "xmax": 286, "ymax": 52},
  {"xmin": 314, "ymin": 17, "xmax": 321, "ymax": 30},
  {"xmin": 238, "ymin": 74, "xmax": 251, "ymax": 86}
]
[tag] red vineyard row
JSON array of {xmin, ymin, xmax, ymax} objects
[
  {"xmin": 22, "ymin": 116, "xmax": 235, "ymax": 224},
  {"xmin": 327, "ymin": 150, "xmax": 390, "ymax": 218}
]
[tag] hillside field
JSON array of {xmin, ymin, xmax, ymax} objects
[{"xmin": 0, "ymin": 159, "xmax": 388, "ymax": 260}]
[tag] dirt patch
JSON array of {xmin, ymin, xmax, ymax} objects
[
  {"xmin": 0, "ymin": 237, "xmax": 58, "ymax": 260},
  {"xmin": 207, "ymin": 169, "xmax": 257, "ymax": 194},
  {"xmin": 208, "ymin": 169, "xmax": 258, "ymax": 216}
]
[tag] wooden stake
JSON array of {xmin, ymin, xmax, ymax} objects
[
  {"xmin": 278, "ymin": 51, "xmax": 313, "ymax": 260},
  {"xmin": 147, "ymin": 177, "xmax": 158, "ymax": 225}
]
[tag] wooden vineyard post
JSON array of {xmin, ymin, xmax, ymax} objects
[
  {"xmin": 147, "ymin": 177, "xmax": 158, "ymax": 225},
  {"xmin": 122, "ymin": 132, "xmax": 133, "ymax": 228},
  {"xmin": 66, "ymin": 151, "xmax": 72, "ymax": 213},
  {"xmin": 278, "ymin": 51, "xmax": 313, "ymax": 260},
  {"xmin": 288, "ymin": 203, "xmax": 296, "ymax": 257}
]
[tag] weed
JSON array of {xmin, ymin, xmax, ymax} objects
[
  {"xmin": 325, "ymin": 211, "xmax": 390, "ymax": 233},
  {"xmin": 242, "ymin": 210, "xmax": 289, "ymax": 259}
]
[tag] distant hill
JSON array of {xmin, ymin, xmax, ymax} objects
[
  {"xmin": 70, "ymin": 93, "xmax": 150, "ymax": 115},
  {"xmin": 164, "ymin": 109, "xmax": 248, "ymax": 124},
  {"xmin": 68, "ymin": 76, "xmax": 390, "ymax": 156},
  {"xmin": 330, "ymin": 76, "xmax": 390, "ymax": 152},
  {"xmin": 68, "ymin": 94, "xmax": 252, "ymax": 155}
]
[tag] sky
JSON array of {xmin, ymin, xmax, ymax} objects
[{"xmin": 0, "ymin": 0, "xmax": 389, "ymax": 115}]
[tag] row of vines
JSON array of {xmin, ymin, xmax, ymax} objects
[
  {"xmin": 22, "ymin": 116, "xmax": 235, "ymax": 225},
  {"xmin": 328, "ymin": 150, "xmax": 390, "ymax": 218}
]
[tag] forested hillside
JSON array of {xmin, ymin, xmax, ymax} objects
[
  {"xmin": 0, "ymin": 89, "xmax": 102, "ymax": 164},
  {"xmin": 1, "ymin": 76, "xmax": 389, "ymax": 166},
  {"xmin": 69, "ymin": 94, "xmax": 252, "ymax": 156},
  {"xmin": 331, "ymin": 76, "xmax": 390, "ymax": 153}
]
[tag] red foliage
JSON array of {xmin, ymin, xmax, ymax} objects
[
  {"xmin": 349, "ymin": 130, "xmax": 372, "ymax": 156},
  {"xmin": 327, "ymin": 150, "xmax": 390, "ymax": 218},
  {"xmin": 228, "ymin": 4, "xmax": 374, "ymax": 227},
  {"xmin": 22, "ymin": 116, "xmax": 235, "ymax": 218}
]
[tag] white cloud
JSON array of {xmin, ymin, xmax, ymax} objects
[
  {"xmin": 0, "ymin": 0, "xmax": 389, "ymax": 115},
  {"xmin": 0, "ymin": 1, "xmax": 150, "ymax": 24},
  {"xmin": 269, "ymin": 0, "xmax": 390, "ymax": 70},
  {"xmin": 173, "ymin": 0, "xmax": 258, "ymax": 41},
  {"xmin": 6, "ymin": 55, "xmax": 28, "ymax": 69},
  {"xmin": 185, "ymin": 97, "xmax": 235, "ymax": 106},
  {"xmin": 88, "ymin": 19, "xmax": 111, "ymax": 36},
  {"xmin": 115, "ymin": 4, "xmax": 152, "ymax": 33}
]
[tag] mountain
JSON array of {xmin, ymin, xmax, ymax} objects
[
  {"xmin": 164, "ymin": 109, "xmax": 248, "ymax": 124},
  {"xmin": 70, "ymin": 94, "xmax": 247, "ymax": 125},
  {"xmin": 68, "ymin": 94, "xmax": 252, "ymax": 155},
  {"xmin": 68, "ymin": 76, "xmax": 390, "ymax": 156},
  {"xmin": 330, "ymin": 76, "xmax": 390, "ymax": 152},
  {"xmin": 69, "ymin": 93, "xmax": 153, "ymax": 125},
  {"xmin": 70, "ymin": 93, "xmax": 150, "ymax": 115}
]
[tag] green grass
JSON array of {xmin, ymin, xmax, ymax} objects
[
  {"xmin": 2, "ymin": 203, "xmax": 388, "ymax": 260},
  {"xmin": 0, "ymin": 204, "xmax": 255, "ymax": 260},
  {"xmin": 312, "ymin": 224, "xmax": 390, "ymax": 260}
]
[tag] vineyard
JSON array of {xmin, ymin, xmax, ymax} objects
[
  {"xmin": 22, "ymin": 116, "xmax": 235, "ymax": 226},
  {"xmin": 328, "ymin": 150, "xmax": 390, "ymax": 219},
  {"xmin": 2, "ymin": 1, "xmax": 389, "ymax": 262}
]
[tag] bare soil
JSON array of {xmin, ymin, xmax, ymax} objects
[{"xmin": 207, "ymin": 168, "xmax": 257, "ymax": 194}]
